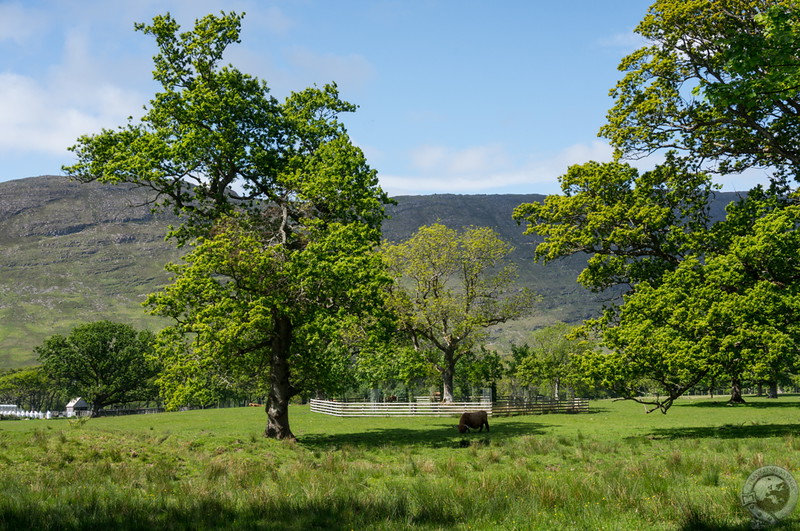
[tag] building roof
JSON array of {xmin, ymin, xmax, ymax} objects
[{"xmin": 66, "ymin": 397, "xmax": 89, "ymax": 409}]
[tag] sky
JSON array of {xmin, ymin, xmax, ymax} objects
[{"xmin": 0, "ymin": 0, "xmax": 768, "ymax": 196}]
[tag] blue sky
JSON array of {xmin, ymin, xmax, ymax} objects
[{"xmin": 0, "ymin": 0, "xmax": 766, "ymax": 196}]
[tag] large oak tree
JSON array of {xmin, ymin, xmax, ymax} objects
[
  {"xmin": 63, "ymin": 12, "xmax": 391, "ymax": 439},
  {"xmin": 515, "ymin": 0, "xmax": 800, "ymax": 410},
  {"xmin": 602, "ymin": 0, "xmax": 800, "ymax": 186}
]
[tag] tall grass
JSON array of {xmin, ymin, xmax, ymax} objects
[{"xmin": 1, "ymin": 397, "xmax": 799, "ymax": 529}]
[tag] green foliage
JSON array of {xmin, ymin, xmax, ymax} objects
[
  {"xmin": 585, "ymin": 203, "xmax": 800, "ymax": 412},
  {"xmin": 516, "ymin": 1, "xmax": 800, "ymax": 410},
  {"xmin": 382, "ymin": 223, "xmax": 538, "ymax": 401},
  {"xmin": 64, "ymin": 12, "xmax": 392, "ymax": 438},
  {"xmin": 456, "ymin": 346, "xmax": 506, "ymax": 392},
  {"xmin": 36, "ymin": 321, "xmax": 158, "ymax": 415},
  {"xmin": 0, "ymin": 366, "xmax": 66, "ymax": 411},
  {"xmin": 513, "ymin": 157, "xmax": 716, "ymax": 292},
  {"xmin": 602, "ymin": 0, "xmax": 800, "ymax": 185},
  {"xmin": 512, "ymin": 322, "xmax": 587, "ymax": 400},
  {"xmin": 64, "ymin": 12, "xmax": 390, "ymax": 244},
  {"xmin": 148, "ymin": 215, "xmax": 390, "ymax": 410}
]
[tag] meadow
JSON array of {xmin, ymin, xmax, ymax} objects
[{"xmin": 1, "ymin": 396, "xmax": 799, "ymax": 530}]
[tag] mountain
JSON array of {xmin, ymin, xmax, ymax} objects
[
  {"xmin": 0, "ymin": 176, "xmax": 182, "ymax": 367},
  {"xmin": 0, "ymin": 175, "xmax": 741, "ymax": 368}
]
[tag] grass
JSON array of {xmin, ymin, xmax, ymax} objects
[{"xmin": 1, "ymin": 396, "xmax": 799, "ymax": 530}]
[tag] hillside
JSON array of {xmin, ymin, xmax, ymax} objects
[
  {"xmin": 0, "ymin": 175, "xmax": 739, "ymax": 367},
  {"xmin": 0, "ymin": 176, "xmax": 183, "ymax": 366}
]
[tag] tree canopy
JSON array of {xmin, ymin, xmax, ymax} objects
[
  {"xmin": 147, "ymin": 215, "xmax": 390, "ymax": 427},
  {"xmin": 65, "ymin": 12, "xmax": 389, "ymax": 244},
  {"xmin": 382, "ymin": 224, "xmax": 537, "ymax": 402},
  {"xmin": 515, "ymin": 0, "xmax": 800, "ymax": 410},
  {"xmin": 581, "ymin": 204, "xmax": 800, "ymax": 412},
  {"xmin": 513, "ymin": 323, "xmax": 585, "ymax": 401},
  {"xmin": 36, "ymin": 321, "xmax": 158, "ymax": 416},
  {"xmin": 602, "ymin": 0, "xmax": 800, "ymax": 187},
  {"xmin": 513, "ymin": 157, "xmax": 716, "ymax": 293},
  {"xmin": 63, "ymin": 12, "xmax": 391, "ymax": 439},
  {"xmin": 0, "ymin": 367, "xmax": 65, "ymax": 412}
]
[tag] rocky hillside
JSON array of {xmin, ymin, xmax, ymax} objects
[
  {"xmin": 0, "ymin": 175, "xmax": 739, "ymax": 367},
  {"xmin": 0, "ymin": 176, "xmax": 182, "ymax": 366}
]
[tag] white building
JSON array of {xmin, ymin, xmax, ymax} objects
[{"xmin": 66, "ymin": 397, "xmax": 90, "ymax": 417}]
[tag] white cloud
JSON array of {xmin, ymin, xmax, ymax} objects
[
  {"xmin": 0, "ymin": 73, "xmax": 87, "ymax": 154},
  {"xmin": 0, "ymin": 68, "xmax": 143, "ymax": 156},
  {"xmin": 0, "ymin": 6, "xmax": 148, "ymax": 157},
  {"xmin": 380, "ymin": 140, "xmax": 615, "ymax": 196},
  {"xmin": 410, "ymin": 143, "xmax": 511, "ymax": 176}
]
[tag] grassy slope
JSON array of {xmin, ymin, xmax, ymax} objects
[
  {"xmin": 1, "ymin": 396, "xmax": 798, "ymax": 529},
  {"xmin": 0, "ymin": 177, "xmax": 743, "ymax": 368},
  {"xmin": 0, "ymin": 176, "xmax": 181, "ymax": 367},
  {"xmin": 0, "ymin": 181, "xmax": 603, "ymax": 368}
]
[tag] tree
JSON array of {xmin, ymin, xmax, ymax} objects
[
  {"xmin": 147, "ymin": 215, "xmax": 389, "ymax": 437},
  {"xmin": 602, "ymin": 0, "xmax": 800, "ymax": 187},
  {"xmin": 513, "ymin": 323, "xmax": 583, "ymax": 401},
  {"xmin": 382, "ymin": 224, "xmax": 537, "ymax": 402},
  {"xmin": 0, "ymin": 367, "xmax": 65, "ymax": 412},
  {"xmin": 457, "ymin": 346, "xmax": 506, "ymax": 398},
  {"xmin": 513, "ymin": 157, "xmax": 716, "ymax": 294},
  {"xmin": 583, "ymin": 202, "xmax": 800, "ymax": 412},
  {"xmin": 64, "ymin": 12, "xmax": 391, "ymax": 439},
  {"xmin": 515, "ymin": 0, "xmax": 800, "ymax": 410},
  {"xmin": 36, "ymin": 321, "xmax": 158, "ymax": 416}
]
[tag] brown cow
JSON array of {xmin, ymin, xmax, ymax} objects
[{"xmin": 456, "ymin": 411, "xmax": 489, "ymax": 433}]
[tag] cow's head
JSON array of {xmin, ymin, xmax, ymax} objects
[{"xmin": 456, "ymin": 424, "xmax": 468, "ymax": 434}]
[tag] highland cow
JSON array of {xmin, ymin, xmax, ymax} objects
[{"xmin": 457, "ymin": 411, "xmax": 489, "ymax": 433}]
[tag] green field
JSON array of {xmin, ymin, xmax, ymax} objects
[{"xmin": 1, "ymin": 396, "xmax": 799, "ymax": 530}]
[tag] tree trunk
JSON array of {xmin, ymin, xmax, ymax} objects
[
  {"xmin": 553, "ymin": 377, "xmax": 560, "ymax": 401},
  {"xmin": 728, "ymin": 377, "xmax": 746, "ymax": 404},
  {"xmin": 767, "ymin": 381, "xmax": 778, "ymax": 399},
  {"xmin": 757, "ymin": 382, "xmax": 763, "ymax": 397},
  {"xmin": 89, "ymin": 396, "xmax": 104, "ymax": 418},
  {"xmin": 265, "ymin": 315, "xmax": 295, "ymax": 440},
  {"xmin": 441, "ymin": 365, "xmax": 455, "ymax": 403}
]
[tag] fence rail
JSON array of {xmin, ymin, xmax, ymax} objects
[
  {"xmin": 310, "ymin": 398, "xmax": 589, "ymax": 417},
  {"xmin": 492, "ymin": 398, "xmax": 588, "ymax": 416},
  {"xmin": 310, "ymin": 399, "xmax": 492, "ymax": 417}
]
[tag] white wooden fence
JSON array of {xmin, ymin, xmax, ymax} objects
[
  {"xmin": 310, "ymin": 398, "xmax": 492, "ymax": 417},
  {"xmin": 493, "ymin": 398, "xmax": 589, "ymax": 416},
  {"xmin": 0, "ymin": 408, "xmax": 68, "ymax": 419}
]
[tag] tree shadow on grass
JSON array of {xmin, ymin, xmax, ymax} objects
[
  {"xmin": 678, "ymin": 511, "xmax": 799, "ymax": 531},
  {"xmin": 677, "ymin": 510, "xmax": 798, "ymax": 531},
  {"xmin": 678, "ymin": 396, "xmax": 800, "ymax": 409},
  {"xmin": 648, "ymin": 422, "xmax": 800, "ymax": 440},
  {"xmin": 299, "ymin": 420, "xmax": 548, "ymax": 451},
  {"xmin": 0, "ymin": 495, "xmax": 464, "ymax": 531}
]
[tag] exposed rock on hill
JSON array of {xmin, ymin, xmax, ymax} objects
[{"xmin": 0, "ymin": 175, "xmax": 741, "ymax": 367}]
